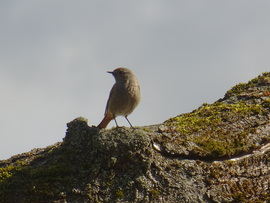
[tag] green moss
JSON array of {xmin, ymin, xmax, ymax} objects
[
  {"xmin": 0, "ymin": 162, "xmax": 73, "ymax": 202},
  {"xmin": 115, "ymin": 188, "xmax": 124, "ymax": 199},
  {"xmin": 142, "ymin": 128, "xmax": 151, "ymax": 132},
  {"xmin": 225, "ymin": 82, "xmax": 252, "ymax": 98},
  {"xmin": 262, "ymin": 99, "xmax": 270, "ymax": 109},
  {"xmin": 232, "ymin": 191, "xmax": 246, "ymax": 202},
  {"xmin": 224, "ymin": 72, "xmax": 270, "ymax": 98},
  {"xmin": 0, "ymin": 165, "xmax": 14, "ymax": 181},
  {"xmin": 165, "ymin": 101, "xmax": 265, "ymax": 157},
  {"xmin": 0, "ymin": 160, "xmax": 28, "ymax": 182},
  {"xmin": 150, "ymin": 189, "xmax": 160, "ymax": 199},
  {"xmin": 166, "ymin": 102, "xmax": 263, "ymax": 135},
  {"xmin": 0, "ymin": 145, "xmax": 77, "ymax": 202}
]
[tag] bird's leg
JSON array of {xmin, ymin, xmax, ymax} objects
[
  {"xmin": 114, "ymin": 117, "xmax": 119, "ymax": 128},
  {"xmin": 125, "ymin": 116, "xmax": 134, "ymax": 128}
]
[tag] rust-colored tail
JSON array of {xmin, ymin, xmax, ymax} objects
[{"xmin": 97, "ymin": 115, "xmax": 113, "ymax": 129}]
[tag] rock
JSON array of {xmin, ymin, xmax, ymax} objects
[{"xmin": 0, "ymin": 72, "xmax": 270, "ymax": 202}]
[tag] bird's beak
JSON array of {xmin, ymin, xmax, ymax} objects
[{"xmin": 107, "ymin": 71, "xmax": 113, "ymax": 74}]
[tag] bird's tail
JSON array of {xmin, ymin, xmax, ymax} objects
[{"xmin": 97, "ymin": 116, "xmax": 113, "ymax": 129}]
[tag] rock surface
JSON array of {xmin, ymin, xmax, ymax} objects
[{"xmin": 0, "ymin": 72, "xmax": 270, "ymax": 203}]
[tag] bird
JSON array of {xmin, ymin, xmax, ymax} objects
[{"xmin": 97, "ymin": 67, "xmax": 140, "ymax": 129}]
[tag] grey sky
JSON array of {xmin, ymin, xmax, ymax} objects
[{"xmin": 1, "ymin": 1, "xmax": 270, "ymax": 159}]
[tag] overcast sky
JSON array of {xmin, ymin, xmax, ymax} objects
[{"xmin": 1, "ymin": 1, "xmax": 270, "ymax": 159}]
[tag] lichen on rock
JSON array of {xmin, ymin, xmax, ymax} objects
[{"xmin": 160, "ymin": 72, "xmax": 270, "ymax": 160}]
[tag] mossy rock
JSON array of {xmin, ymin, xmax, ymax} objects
[
  {"xmin": 224, "ymin": 72, "xmax": 270, "ymax": 99},
  {"xmin": 157, "ymin": 72, "xmax": 270, "ymax": 159}
]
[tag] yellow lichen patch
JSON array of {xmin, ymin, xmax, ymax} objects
[
  {"xmin": 115, "ymin": 188, "xmax": 124, "ymax": 199},
  {"xmin": 164, "ymin": 101, "xmax": 266, "ymax": 157},
  {"xmin": 165, "ymin": 102, "xmax": 264, "ymax": 135},
  {"xmin": 0, "ymin": 160, "xmax": 28, "ymax": 182}
]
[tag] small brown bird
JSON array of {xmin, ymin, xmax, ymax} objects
[{"xmin": 97, "ymin": 67, "xmax": 140, "ymax": 129}]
